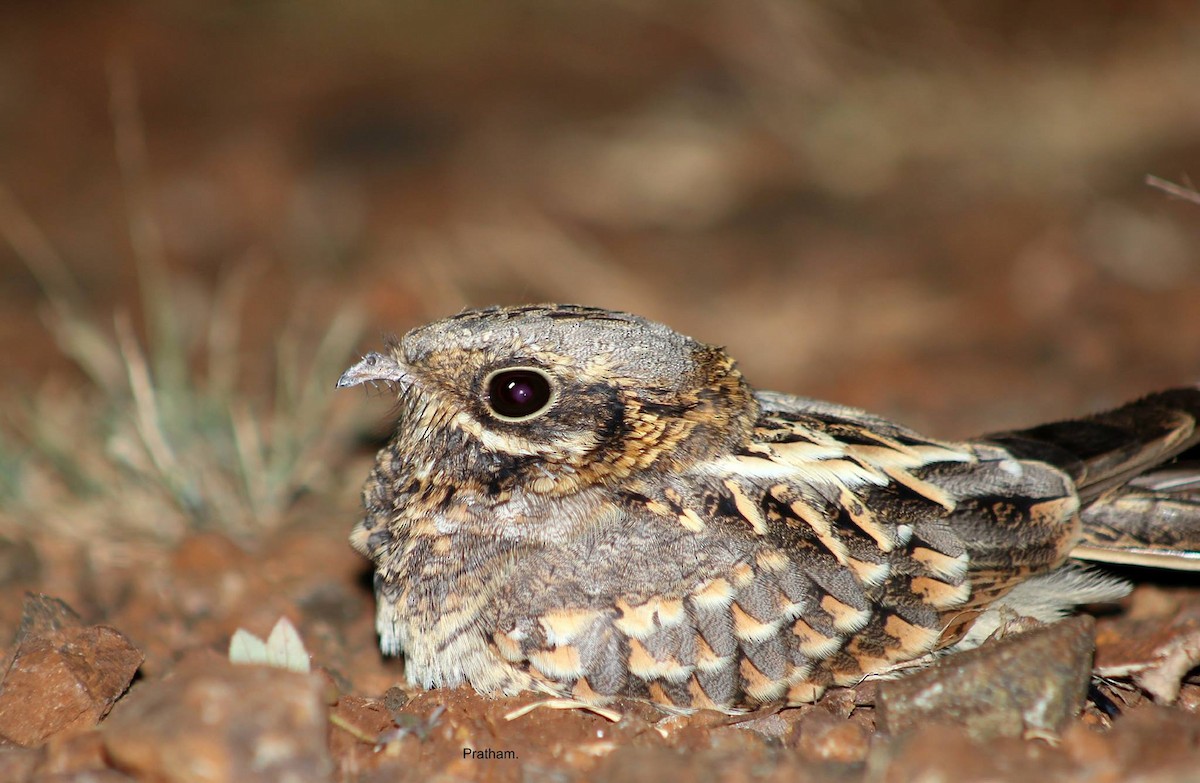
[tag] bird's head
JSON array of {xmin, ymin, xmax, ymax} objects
[{"xmin": 339, "ymin": 304, "xmax": 757, "ymax": 499}]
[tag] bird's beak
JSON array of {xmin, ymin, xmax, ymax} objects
[{"xmin": 337, "ymin": 352, "xmax": 409, "ymax": 388}]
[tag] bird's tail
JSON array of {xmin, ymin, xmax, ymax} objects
[{"xmin": 983, "ymin": 387, "xmax": 1200, "ymax": 571}]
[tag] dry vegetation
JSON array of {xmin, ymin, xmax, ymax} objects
[{"xmin": 1, "ymin": 2, "xmax": 1199, "ymax": 781}]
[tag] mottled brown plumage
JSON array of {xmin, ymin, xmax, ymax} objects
[{"xmin": 339, "ymin": 304, "xmax": 1200, "ymax": 712}]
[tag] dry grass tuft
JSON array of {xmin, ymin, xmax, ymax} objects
[{"xmin": 0, "ymin": 203, "xmax": 360, "ymax": 542}]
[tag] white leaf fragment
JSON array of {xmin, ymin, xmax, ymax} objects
[{"xmin": 228, "ymin": 616, "xmax": 312, "ymax": 673}]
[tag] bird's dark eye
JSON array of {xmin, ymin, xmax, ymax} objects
[{"xmin": 485, "ymin": 368, "xmax": 555, "ymax": 420}]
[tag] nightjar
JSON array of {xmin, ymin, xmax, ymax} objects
[{"xmin": 339, "ymin": 304, "xmax": 1200, "ymax": 712}]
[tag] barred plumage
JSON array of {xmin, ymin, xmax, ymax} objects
[{"xmin": 339, "ymin": 304, "xmax": 1200, "ymax": 712}]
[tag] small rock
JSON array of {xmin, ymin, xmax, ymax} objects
[
  {"xmin": 596, "ymin": 742, "xmax": 774, "ymax": 783},
  {"xmin": 594, "ymin": 746, "xmax": 685, "ymax": 783},
  {"xmin": 816, "ymin": 686, "xmax": 861, "ymax": 719},
  {"xmin": 792, "ymin": 708, "xmax": 871, "ymax": 765},
  {"xmin": 38, "ymin": 729, "xmax": 113, "ymax": 777},
  {"xmin": 1107, "ymin": 706, "xmax": 1200, "ymax": 773},
  {"xmin": 381, "ymin": 685, "xmax": 410, "ymax": 715},
  {"xmin": 102, "ymin": 657, "xmax": 332, "ymax": 783},
  {"xmin": 870, "ymin": 722, "xmax": 1071, "ymax": 782},
  {"xmin": 1061, "ymin": 723, "xmax": 1121, "ymax": 780},
  {"xmin": 0, "ymin": 746, "xmax": 40, "ymax": 783},
  {"xmin": 877, "ymin": 615, "xmax": 1095, "ymax": 741},
  {"xmin": 0, "ymin": 595, "xmax": 142, "ymax": 747},
  {"xmin": 15, "ymin": 594, "xmax": 82, "ymax": 638},
  {"xmin": 730, "ymin": 711, "xmax": 791, "ymax": 740},
  {"xmin": 1177, "ymin": 682, "xmax": 1200, "ymax": 713}
]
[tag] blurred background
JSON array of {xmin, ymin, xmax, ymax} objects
[
  {"xmin": 1, "ymin": 7, "xmax": 1198, "ymax": 773},
  {"xmin": 3, "ymin": 0, "xmax": 1200, "ymax": 439}
]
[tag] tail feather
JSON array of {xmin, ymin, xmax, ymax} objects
[
  {"xmin": 982, "ymin": 387, "xmax": 1200, "ymax": 571},
  {"xmin": 983, "ymin": 388, "xmax": 1200, "ymax": 502},
  {"xmin": 1073, "ymin": 460, "xmax": 1200, "ymax": 571}
]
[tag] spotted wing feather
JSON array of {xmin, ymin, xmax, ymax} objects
[{"xmin": 491, "ymin": 392, "xmax": 1090, "ymax": 711}]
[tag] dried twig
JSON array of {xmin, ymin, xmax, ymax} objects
[{"xmin": 1145, "ymin": 174, "xmax": 1200, "ymax": 206}]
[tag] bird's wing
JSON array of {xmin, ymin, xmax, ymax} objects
[
  {"xmin": 981, "ymin": 387, "xmax": 1200, "ymax": 571},
  {"xmin": 735, "ymin": 393, "xmax": 1088, "ymax": 650},
  {"xmin": 486, "ymin": 393, "xmax": 1090, "ymax": 710}
]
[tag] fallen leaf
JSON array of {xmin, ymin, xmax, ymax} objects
[{"xmin": 228, "ymin": 617, "xmax": 311, "ymax": 673}]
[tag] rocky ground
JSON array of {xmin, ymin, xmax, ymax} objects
[{"xmin": 1, "ymin": 2, "xmax": 1200, "ymax": 781}]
